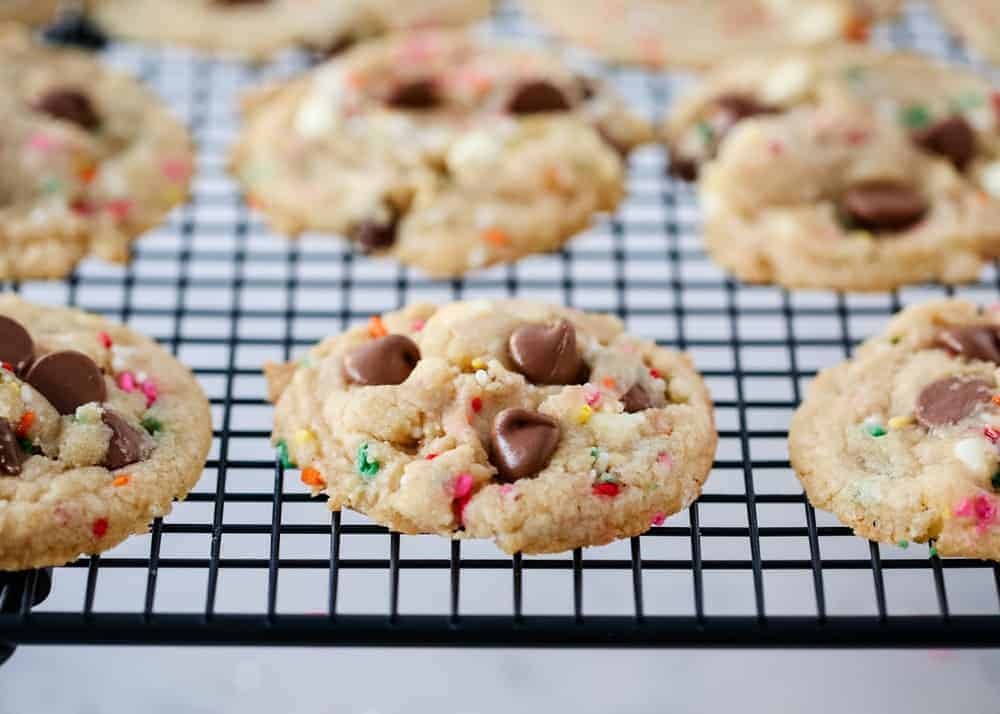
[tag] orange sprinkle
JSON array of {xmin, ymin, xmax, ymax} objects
[
  {"xmin": 602, "ymin": 376, "xmax": 617, "ymax": 390},
  {"xmin": 112, "ymin": 475, "xmax": 132, "ymax": 488},
  {"xmin": 843, "ymin": 17, "xmax": 870, "ymax": 42},
  {"xmin": 16, "ymin": 411, "xmax": 34, "ymax": 438},
  {"xmin": 368, "ymin": 315, "xmax": 388, "ymax": 338},
  {"xmin": 481, "ymin": 228, "xmax": 510, "ymax": 247},
  {"xmin": 78, "ymin": 165, "xmax": 97, "ymax": 184},
  {"xmin": 246, "ymin": 194, "xmax": 263, "ymax": 209},
  {"xmin": 301, "ymin": 467, "xmax": 326, "ymax": 487},
  {"xmin": 993, "ymin": 394, "xmax": 1000, "ymax": 406}
]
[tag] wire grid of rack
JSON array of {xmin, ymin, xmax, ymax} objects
[{"xmin": 2, "ymin": 1, "xmax": 1000, "ymax": 650}]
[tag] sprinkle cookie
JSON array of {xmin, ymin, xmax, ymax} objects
[
  {"xmin": 89, "ymin": 0, "xmax": 492, "ymax": 61},
  {"xmin": 933, "ymin": 0, "xmax": 1000, "ymax": 65},
  {"xmin": 0, "ymin": 26, "xmax": 193, "ymax": 280},
  {"xmin": 231, "ymin": 30, "xmax": 650, "ymax": 276},
  {"xmin": 790, "ymin": 300, "xmax": 1000, "ymax": 561},
  {"xmin": 0, "ymin": 296, "xmax": 212, "ymax": 571},
  {"xmin": 663, "ymin": 46, "xmax": 1000, "ymax": 290},
  {"xmin": 522, "ymin": 0, "xmax": 880, "ymax": 69},
  {"xmin": 265, "ymin": 300, "xmax": 716, "ymax": 555}
]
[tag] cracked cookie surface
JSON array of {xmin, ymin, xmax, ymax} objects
[
  {"xmin": 664, "ymin": 46, "xmax": 1000, "ymax": 290},
  {"xmin": 90, "ymin": 0, "xmax": 492, "ymax": 61},
  {"xmin": 522, "ymin": 0, "xmax": 882, "ymax": 69},
  {"xmin": 791, "ymin": 300, "xmax": 1000, "ymax": 561},
  {"xmin": 265, "ymin": 300, "xmax": 716, "ymax": 555},
  {"xmin": 0, "ymin": 26, "xmax": 193, "ymax": 280},
  {"xmin": 0, "ymin": 295, "xmax": 212, "ymax": 571},
  {"xmin": 230, "ymin": 30, "xmax": 649, "ymax": 277}
]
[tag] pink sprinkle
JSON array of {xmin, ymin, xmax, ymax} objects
[
  {"xmin": 845, "ymin": 128, "xmax": 869, "ymax": 145},
  {"xmin": 656, "ymin": 451, "xmax": 673, "ymax": 470},
  {"xmin": 411, "ymin": 319, "xmax": 426, "ymax": 332},
  {"xmin": 27, "ymin": 133, "xmax": 59, "ymax": 153},
  {"xmin": 117, "ymin": 372, "xmax": 137, "ymax": 392},
  {"xmin": 500, "ymin": 484, "xmax": 514, "ymax": 496},
  {"xmin": 140, "ymin": 379, "xmax": 159, "ymax": 406},
  {"xmin": 954, "ymin": 492, "xmax": 998, "ymax": 535},
  {"xmin": 452, "ymin": 473, "xmax": 473, "ymax": 500},
  {"xmin": 105, "ymin": 199, "xmax": 131, "ymax": 221},
  {"xmin": 585, "ymin": 387, "xmax": 601, "ymax": 407},
  {"xmin": 98, "ymin": 331, "xmax": 112, "ymax": 349},
  {"xmin": 985, "ymin": 426, "xmax": 1000, "ymax": 444},
  {"xmin": 620, "ymin": 343, "xmax": 635, "ymax": 354},
  {"xmin": 767, "ymin": 139, "xmax": 784, "ymax": 156},
  {"xmin": 651, "ymin": 511, "xmax": 666, "ymax": 526},
  {"xmin": 161, "ymin": 158, "xmax": 191, "ymax": 183}
]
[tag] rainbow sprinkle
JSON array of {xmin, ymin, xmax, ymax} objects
[{"xmin": 357, "ymin": 442, "xmax": 379, "ymax": 480}]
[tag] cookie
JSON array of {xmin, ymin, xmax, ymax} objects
[
  {"xmin": 522, "ymin": 0, "xmax": 877, "ymax": 69},
  {"xmin": 0, "ymin": 295, "xmax": 212, "ymax": 571},
  {"xmin": 790, "ymin": 300, "xmax": 1000, "ymax": 561},
  {"xmin": 265, "ymin": 300, "xmax": 716, "ymax": 555},
  {"xmin": 89, "ymin": 0, "xmax": 493, "ymax": 61},
  {"xmin": 231, "ymin": 30, "xmax": 649, "ymax": 277},
  {"xmin": 0, "ymin": 1, "xmax": 59, "ymax": 26},
  {"xmin": 0, "ymin": 26, "xmax": 193, "ymax": 280},
  {"xmin": 663, "ymin": 46, "xmax": 1000, "ymax": 290},
  {"xmin": 933, "ymin": 0, "xmax": 1000, "ymax": 65}
]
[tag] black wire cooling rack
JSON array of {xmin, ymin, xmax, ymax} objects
[{"xmin": 3, "ymin": 1, "xmax": 1000, "ymax": 654}]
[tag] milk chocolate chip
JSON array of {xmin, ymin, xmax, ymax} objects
[
  {"xmin": 491, "ymin": 408, "xmax": 560, "ymax": 482},
  {"xmin": 935, "ymin": 325, "xmax": 1000, "ymax": 363},
  {"xmin": 713, "ymin": 93, "xmax": 777, "ymax": 128},
  {"xmin": 36, "ymin": 88, "xmax": 100, "ymax": 131},
  {"xmin": 913, "ymin": 115, "xmax": 975, "ymax": 170},
  {"xmin": 101, "ymin": 410, "xmax": 154, "ymax": 471},
  {"xmin": 0, "ymin": 315, "xmax": 34, "ymax": 374},
  {"xmin": 344, "ymin": 335, "xmax": 420, "ymax": 386},
  {"xmin": 508, "ymin": 319, "xmax": 587, "ymax": 385},
  {"xmin": 386, "ymin": 79, "xmax": 439, "ymax": 110},
  {"xmin": 507, "ymin": 80, "xmax": 571, "ymax": 114},
  {"xmin": 621, "ymin": 383, "xmax": 653, "ymax": 413},
  {"xmin": 354, "ymin": 215, "xmax": 398, "ymax": 253},
  {"xmin": 841, "ymin": 181, "xmax": 928, "ymax": 232},
  {"xmin": 915, "ymin": 376, "xmax": 993, "ymax": 428},
  {"xmin": 0, "ymin": 418, "xmax": 22, "ymax": 476},
  {"xmin": 24, "ymin": 350, "xmax": 106, "ymax": 415}
]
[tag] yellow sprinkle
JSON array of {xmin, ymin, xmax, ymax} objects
[
  {"xmin": 887, "ymin": 415, "xmax": 913, "ymax": 430},
  {"xmin": 471, "ymin": 357, "xmax": 486, "ymax": 369},
  {"xmin": 294, "ymin": 429, "xmax": 316, "ymax": 445},
  {"xmin": 578, "ymin": 405, "xmax": 593, "ymax": 424},
  {"xmin": 849, "ymin": 230, "xmax": 874, "ymax": 242}
]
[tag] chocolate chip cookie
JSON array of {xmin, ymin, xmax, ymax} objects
[
  {"xmin": 790, "ymin": 300, "xmax": 1000, "ymax": 561},
  {"xmin": 89, "ymin": 0, "xmax": 492, "ymax": 61},
  {"xmin": 663, "ymin": 46, "xmax": 1000, "ymax": 290},
  {"xmin": 231, "ymin": 30, "xmax": 650, "ymax": 276},
  {"xmin": 933, "ymin": 0, "xmax": 1000, "ymax": 65},
  {"xmin": 0, "ymin": 26, "xmax": 193, "ymax": 280},
  {"xmin": 0, "ymin": 295, "xmax": 212, "ymax": 571},
  {"xmin": 265, "ymin": 300, "xmax": 716, "ymax": 555},
  {"xmin": 522, "ymin": 0, "xmax": 879, "ymax": 69}
]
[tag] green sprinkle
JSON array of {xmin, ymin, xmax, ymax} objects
[
  {"xmin": 141, "ymin": 416, "xmax": 163, "ymax": 435},
  {"xmin": 844, "ymin": 65, "xmax": 865, "ymax": 84},
  {"xmin": 696, "ymin": 121, "xmax": 715, "ymax": 144},
  {"xmin": 992, "ymin": 471, "xmax": 1000, "ymax": 491},
  {"xmin": 357, "ymin": 442, "xmax": 379, "ymax": 480},
  {"xmin": 899, "ymin": 104, "xmax": 931, "ymax": 130},
  {"xmin": 929, "ymin": 546, "xmax": 939, "ymax": 558},
  {"xmin": 276, "ymin": 439, "xmax": 295, "ymax": 469},
  {"xmin": 589, "ymin": 446, "xmax": 600, "ymax": 459},
  {"xmin": 897, "ymin": 540, "xmax": 909, "ymax": 549},
  {"xmin": 41, "ymin": 176, "xmax": 61, "ymax": 194},
  {"xmin": 18, "ymin": 438, "xmax": 33, "ymax": 454},
  {"xmin": 596, "ymin": 473, "xmax": 620, "ymax": 485},
  {"xmin": 866, "ymin": 424, "xmax": 887, "ymax": 438}
]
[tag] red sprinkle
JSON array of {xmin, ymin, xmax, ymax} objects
[
  {"xmin": 98, "ymin": 331, "xmax": 112, "ymax": 349},
  {"xmin": 592, "ymin": 481, "xmax": 621, "ymax": 497},
  {"xmin": 1, "ymin": 362, "xmax": 11, "ymax": 372},
  {"xmin": 471, "ymin": 397, "xmax": 483, "ymax": 413},
  {"xmin": 985, "ymin": 426, "xmax": 1000, "ymax": 445},
  {"xmin": 92, "ymin": 518, "xmax": 109, "ymax": 538},
  {"xmin": 649, "ymin": 369, "xmax": 660, "ymax": 379},
  {"xmin": 16, "ymin": 411, "xmax": 34, "ymax": 438},
  {"xmin": 426, "ymin": 453, "xmax": 438, "ymax": 460}
]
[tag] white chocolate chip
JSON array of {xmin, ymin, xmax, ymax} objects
[
  {"xmin": 295, "ymin": 93, "xmax": 340, "ymax": 139},
  {"xmin": 954, "ymin": 437, "xmax": 990, "ymax": 474},
  {"xmin": 447, "ymin": 130, "xmax": 502, "ymax": 175},
  {"xmin": 474, "ymin": 369, "xmax": 489, "ymax": 386},
  {"xmin": 980, "ymin": 162, "xmax": 1000, "ymax": 199},
  {"xmin": 790, "ymin": 4, "xmax": 844, "ymax": 43},
  {"xmin": 762, "ymin": 59, "xmax": 813, "ymax": 105}
]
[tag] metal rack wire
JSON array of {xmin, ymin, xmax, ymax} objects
[{"xmin": 3, "ymin": 1, "xmax": 1000, "ymax": 652}]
